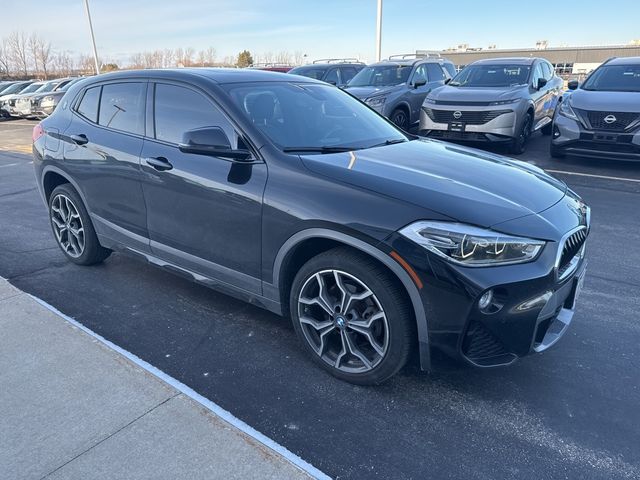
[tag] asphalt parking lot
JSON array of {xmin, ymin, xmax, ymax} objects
[{"xmin": 1, "ymin": 119, "xmax": 639, "ymax": 479}]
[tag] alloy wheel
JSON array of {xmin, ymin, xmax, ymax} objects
[
  {"xmin": 297, "ymin": 269, "xmax": 389, "ymax": 373},
  {"xmin": 51, "ymin": 194, "xmax": 85, "ymax": 258}
]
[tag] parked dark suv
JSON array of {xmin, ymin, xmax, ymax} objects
[
  {"xmin": 551, "ymin": 56, "xmax": 640, "ymax": 161},
  {"xmin": 33, "ymin": 69, "xmax": 589, "ymax": 384},
  {"xmin": 288, "ymin": 59, "xmax": 364, "ymax": 88},
  {"xmin": 345, "ymin": 54, "xmax": 455, "ymax": 130}
]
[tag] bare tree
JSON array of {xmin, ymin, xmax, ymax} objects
[
  {"xmin": 294, "ymin": 51, "xmax": 305, "ymax": 66},
  {"xmin": 51, "ymin": 50, "xmax": 74, "ymax": 77},
  {"xmin": 29, "ymin": 33, "xmax": 39, "ymax": 75},
  {"xmin": 0, "ymin": 39, "xmax": 10, "ymax": 76},
  {"xmin": 78, "ymin": 54, "xmax": 95, "ymax": 74},
  {"xmin": 33, "ymin": 35, "xmax": 52, "ymax": 79},
  {"xmin": 276, "ymin": 51, "xmax": 292, "ymax": 65},
  {"xmin": 7, "ymin": 31, "xmax": 29, "ymax": 77}
]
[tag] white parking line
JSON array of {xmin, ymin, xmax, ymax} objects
[
  {"xmin": 29, "ymin": 293, "xmax": 331, "ymax": 480},
  {"xmin": 0, "ymin": 162, "xmax": 20, "ymax": 168},
  {"xmin": 546, "ymin": 169, "xmax": 640, "ymax": 184}
]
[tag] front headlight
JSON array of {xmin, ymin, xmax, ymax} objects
[
  {"xmin": 558, "ymin": 100, "xmax": 578, "ymax": 121},
  {"xmin": 399, "ymin": 221, "xmax": 545, "ymax": 267},
  {"xmin": 365, "ymin": 96, "xmax": 386, "ymax": 108},
  {"xmin": 489, "ymin": 98, "xmax": 519, "ymax": 106},
  {"xmin": 424, "ymin": 96, "xmax": 437, "ymax": 104}
]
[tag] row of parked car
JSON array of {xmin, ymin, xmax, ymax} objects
[
  {"xmin": 278, "ymin": 54, "xmax": 640, "ymax": 159},
  {"xmin": 0, "ymin": 77, "xmax": 85, "ymax": 120}
]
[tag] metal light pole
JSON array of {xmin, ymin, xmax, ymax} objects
[
  {"xmin": 375, "ymin": 0, "xmax": 383, "ymax": 62},
  {"xmin": 83, "ymin": 0, "xmax": 100, "ymax": 74}
]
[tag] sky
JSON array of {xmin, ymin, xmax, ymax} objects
[{"xmin": 2, "ymin": 0, "xmax": 639, "ymax": 64}]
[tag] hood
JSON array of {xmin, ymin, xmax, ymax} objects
[
  {"xmin": 300, "ymin": 139, "xmax": 567, "ymax": 229},
  {"xmin": 567, "ymin": 89, "xmax": 640, "ymax": 112},
  {"xmin": 428, "ymin": 84, "xmax": 527, "ymax": 104},
  {"xmin": 345, "ymin": 84, "xmax": 404, "ymax": 100}
]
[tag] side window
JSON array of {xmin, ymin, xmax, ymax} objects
[
  {"xmin": 98, "ymin": 83, "xmax": 145, "ymax": 135},
  {"xmin": 426, "ymin": 63, "xmax": 446, "ymax": 82},
  {"xmin": 340, "ymin": 67, "xmax": 358, "ymax": 84},
  {"xmin": 531, "ymin": 63, "xmax": 544, "ymax": 86},
  {"xmin": 541, "ymin": 62, "xmax": 553, "ymax": 80},
  {"xmin": 154, "ymin": 83, "xmax": 237, "ymax": 147},
  {"xmin": 76, "ymin": 86, "xmax": 100, "ymax": 123},
  {"xmin": 412, "ymin": 64, "xmax": 428, "ymax": 84},
  {"xmin": 324, "ymin": 68, "xmax": 339, "ymax": 85}
]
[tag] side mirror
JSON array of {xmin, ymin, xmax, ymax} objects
[
  {"xmin": 567, "ymin": 80, "xmax": 579, "ymax": 90},
  {"xmin": 178, "ymin": 126, "xmax": 252, "ymax": 161},
  {"xmin": 327, "ymin": 80, "xmax": 337, "ymax": 86},
  {"xmin": 536, "ymin": 78, "xmax": 548, "ymax": 90},
  {"xmin": 414, "ymin": 79, "xmax": 427, "ymax": 89}
]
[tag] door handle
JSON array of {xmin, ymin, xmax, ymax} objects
[
  {"xmin": 145, "ymin": 156, "xmax": 173, "ymax": 171},
  {"xmin": 70, "ymin": 134, "xmax": 88, "ymax": 145}
]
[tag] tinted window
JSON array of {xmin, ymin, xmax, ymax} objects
[
  {"xmin": 224, "ymin": 82, "xmax": 406, "ymax": 152},
  {"xmin": 340, "ymin": 67, "xmax": 358, "ymax": 83},
  {"xmin": 77, "ymin": 86, "xmax": 100, "ymax": 122},
  {"xmin": 541, "ymin": 62, "xmax": 553, "ymax": 80},
  {"xmin": 531, "ymin": 63, "xmax": 543, "ymax": 85},
  {"xmin": 325, "ymin": 68, "xmax": 339, "ymax": 85},
  {"xmin": 426, "ymin": 63, "xmax": 446, "ymax": 82},
  {"xmin": 349, "ymin": 65, "xmax": 413, "ymax": 87},
  {"xmin": 582, "ymin": 64, "xmax": 640, "ymax": 92},
  {"xmin": 289, "ymin": 66, "xmax": 327, "ymax": 80},
  {"xmin": 154, "ymin": 83, "xmax": 236, "ymax": 146},
  {"xmin": 98, "ymin": 83, "xmax": 145, "ymax": 135},
  {"xmin": 451, "ymin": 64, "xmax": 531, "ymax": 87}
]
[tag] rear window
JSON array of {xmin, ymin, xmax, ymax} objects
[
  {"xmin": 98, "ymin": 83, "xmax": 146, "ymax": 135},
  {"xmin": 76, "ymin": 87, "xmax": 100, "ymax": 122}
]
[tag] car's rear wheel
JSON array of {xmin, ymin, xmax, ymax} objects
[
  {"xmin": 49, "ymin": 184, "xmax": 111, "ymax": 265},
  {"xmin": 390, "ymin": 108, "xmax": 409, "ymax": 131},
  {"xmin": 290, "ymin": 247, "xmax": 413, "ymax": 385},
  {"xmin": 509, "ymin": 113, "xmax": 532, "ymax": 155}
]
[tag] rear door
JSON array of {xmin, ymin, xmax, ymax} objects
[
  {"xmin": 62, "ymin": 81, "xmax": 149, "ymax": 252},
  {"xmin": 530, "ymin": 62, "xmax": 548, "ymax": 126},
  {"xmin": 139, "ymin": 81, "xmax": 267, "ymax": 292}
]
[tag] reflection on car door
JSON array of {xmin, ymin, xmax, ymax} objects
[
  {"xmin": 407, "ymin": 64, "xmax": 433, "ymax": 124},
  {"xmin": 63, "ymin": 81, "xmax": 150, "ymax": 252},
  {"xmin": 530, "ymin": 62, "xmax": 549, "ymax": 127},
  {"xmin": 139, "ymin": 82, "xmax": 267, "ymax": 293}
]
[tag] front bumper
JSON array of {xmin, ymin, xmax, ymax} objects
[
  {"xmin": 385, "ymin": 201, "xmax": 589, "ymax": 368},
  {"xmin": 419, "ymin": 105, "xmax": 518, "ymax": 142},
  {"xmin": 552, "ymin": 113, "xmax": 640, "ymax": 161}
]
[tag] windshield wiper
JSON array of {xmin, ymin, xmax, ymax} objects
[
  {"xmin": 282, "ymin": 146, "xmax": 360, "ymax": 154},
  {"xmin": 369, "ymin": 138, "xmax": 408, "ymax": 148}
]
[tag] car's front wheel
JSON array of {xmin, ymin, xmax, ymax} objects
[
  {"xmin": 509, "ymin": 113, "xmax": 532, "ymax": 155},
  {"xmin": 49, "ymin": 184, "xmax": 111, "ymax": 265},
  {"xmin": 290, "ymin": 247, "xmax": 413, "ymax": 385},
  {"xmin": 390, "ymin": 108, "xmax": 409, "ymax": 131}
]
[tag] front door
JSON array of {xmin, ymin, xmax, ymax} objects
[{"xmin": 139, "ymin": 82, "xmax": 267, "ymax": 293}]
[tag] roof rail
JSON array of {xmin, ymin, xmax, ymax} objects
[
  {"xmin": 388, "ymin": 52, "xmax": 442, "ymax": 60},
  {"xmin": 250, "ymin": 62, "xmax": 294, "ymax": 68},
  {"xmin": 312, "ymin": 58, "xmax": 363, "ymax": 64}
]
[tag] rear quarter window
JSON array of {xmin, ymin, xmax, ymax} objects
[{"xmin": 76, "ymin": 86, "xmax": 101, "ymax": 123}]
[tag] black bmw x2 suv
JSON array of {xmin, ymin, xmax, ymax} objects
[{"xmin": 33, "ymin": 69, "xmax": 590, "ymax": 385}]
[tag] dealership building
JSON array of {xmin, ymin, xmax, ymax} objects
[{"xmin": 418, "ymin": 43, "xmax": 640, "ymax": 76}]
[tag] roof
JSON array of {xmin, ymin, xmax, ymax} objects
[
  {"xmin": 80, "ymin": 67, "xmax": 320, "ymax": 84},
  {"xmin": 606, "ymin": 56, "xmax": 640, "ymax": 65},
  {"xmin": 471, "ymin": 57, "xmax": 538, "ymax": 65}
]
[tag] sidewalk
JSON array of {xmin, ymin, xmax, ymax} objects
[{"xmin": 0, "ymin": 278, "xmax": 317, "ymax": 480}]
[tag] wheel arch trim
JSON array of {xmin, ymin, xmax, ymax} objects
[{"xmin": 271, "ymin": 228, "xmax": 431, "ymax": 371}]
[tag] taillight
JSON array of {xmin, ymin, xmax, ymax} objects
[{"xmin": 32, "ymin": 123, "xmax": 44, "ymax": 143}]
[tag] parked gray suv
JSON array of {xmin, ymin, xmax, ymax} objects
[
  {"xmin": 551, "ymin": 57, "xmax": 640, "ymax": 161},
  {"xmin": 345, "ymin": 54, "xmax": 455, "ymax": 130},
  {"xmin": 420, "ymin": 57, "xmax": 564, "ymax": 154}
]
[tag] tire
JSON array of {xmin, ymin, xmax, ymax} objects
[
  {"xmin": 508, "ymin": 113, "xmax": 532, "ymax": 155},
  {"xmin": 550, "ymin": 143, "xmax": 566, "ymax": 159},
  {"xmin": 390, "ymin": 108, "xmax": 409, "ymax": 131},
  {"xmin": 48, "ymin": 184, "xmax": 111, "ymax": 265},
  {"xmin": 289, "ymin": 247, "xmax": 413, "ymax": 385},
  {"xmin": 541, "ymin": 121, "xmax": 553, "ymax": 136}
]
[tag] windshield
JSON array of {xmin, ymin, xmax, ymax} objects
[
  {"xmin": 450, "ymin": 64, "xmax": 531, "ymax": 87},
  {"xmin": 17, "ymin": 83, "xmax": 43, "ymax": 94},
  {"xmin": 582, "ymin": 65, "xmax": 640, "ymax": 92},
  {"xmin": 224, "ymin": 82, "xmax": 407, "ymax": 153},
  {"xmin": 348, "ymin": 65, "xmax": 412, "ymax": 87},
  {"xmin": 289, "ymin": 66, "xmax": 327, "ymax": 80},
  {"xmin": 35, "ymin": 81, "xmax": 57, "ymax": 93}
]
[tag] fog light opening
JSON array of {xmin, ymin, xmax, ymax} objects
[{"xmin": 478, "ymin": 290, "xmax": 493, "ymax": 311}]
